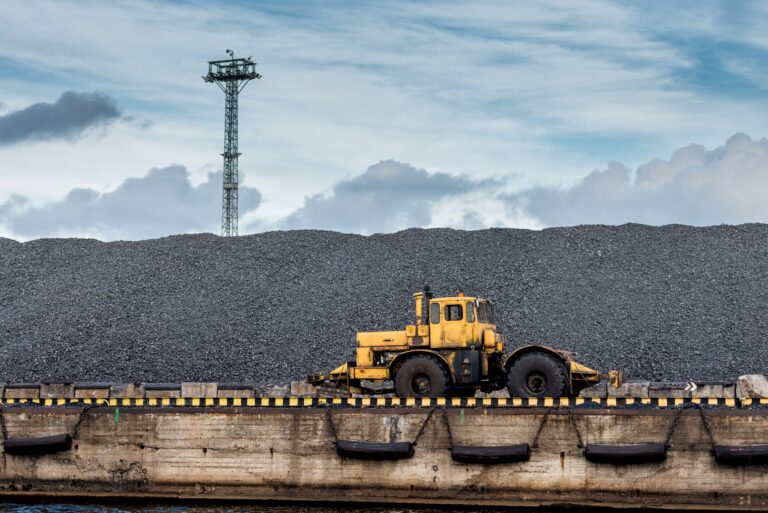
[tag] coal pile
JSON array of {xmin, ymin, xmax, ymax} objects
[{"xmin": 1, "ymin": 224, "xmax": 767, "ymax": 386}]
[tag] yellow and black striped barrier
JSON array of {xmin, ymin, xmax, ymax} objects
[{"xmin": 0, "ymin": 396, "xmax": 764, "ymax": 408}]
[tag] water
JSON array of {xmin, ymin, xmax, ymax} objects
[
  {"xmin": 0, "ymin": 506, "xmax": 525, "ymax": 513},
  {"xmin": 0, "ymin": 504, "xmax": 599, "ymax": 513}
]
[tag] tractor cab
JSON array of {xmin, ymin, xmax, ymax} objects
[{"xmin": 419, "ymin": 293, "xmax": 502, "ymax": 353}]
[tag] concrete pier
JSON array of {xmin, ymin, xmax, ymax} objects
[{"xmin": 1, "ymin": 390, "xmax": 768, "ymax": 509}]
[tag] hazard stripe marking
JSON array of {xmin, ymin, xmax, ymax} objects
[{"xmin": 0, "ymin": 396, "xmax": 756, "ymax": 408}]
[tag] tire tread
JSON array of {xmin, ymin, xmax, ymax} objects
[
  {"xmin": 506, "ymin": 352, "xmax": 568, "ymax": 397},
  {"xmin": 394, "ymin": 354, "xmax": 451, "ymax": 398}
]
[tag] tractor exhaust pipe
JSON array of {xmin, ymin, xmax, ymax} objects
[
  {"xmin": 423, "ymin": 285, "xmax": 433, "ymax": 323},
  {"xmin": 413, "ymin": 292, "xmax": 424, "ymax": 326}
]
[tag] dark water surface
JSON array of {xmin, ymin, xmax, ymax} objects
[
  {"xmin": 0, "ymin": 505, "xmax": 559, "ymax": 513},
  {"xmin": 0, "ymin": 504, "xmax": 602, "ymax": 513}
]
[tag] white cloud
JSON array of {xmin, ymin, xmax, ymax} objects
[
  {"xmin": 1, "ymin": 133, "xmax": 767, "ymax": 240},
  {"xmin": 506, "ymin": 134, "xmax": 768, "ymax": 226},
  {"xmin": 274, "ymin": 160, "xmax": 500, "ymax": 234},
  {"xmin": 0, "ymin": 166, "xmax": 261, "ymax": 241}
]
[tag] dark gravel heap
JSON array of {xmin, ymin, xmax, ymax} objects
[{"xmin": 1, "ymin": 224, "xmax": 767, "ymax": 385}]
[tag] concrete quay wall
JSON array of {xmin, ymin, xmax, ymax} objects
[{"xmin": 1, "ymin": 403, "xmax": 768, "ymax": 509}]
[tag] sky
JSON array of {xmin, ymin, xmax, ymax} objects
[{"xmin": 1, "ymin": 0, "xmax": 768, "ymax": 240}]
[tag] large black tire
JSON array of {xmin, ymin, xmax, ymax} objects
[
  {"xmin": 394, "ymin": 355, "xmax": 450, "ymax": 398},
  {"xmin": 506, "ymin": 352, "xmax": 568, "ymax": 398}
]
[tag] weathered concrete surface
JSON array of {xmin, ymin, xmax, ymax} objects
[
  {"xmin": 2, "ymin": 407, "xmax": 768, "ymax": 509},
  {"xmin": 1, "ymin": 379, "xmax": 754, "ymax": 401},
  {"xmin": 738, "ymin": 375, "xmax": 768, "ymax": 399}
]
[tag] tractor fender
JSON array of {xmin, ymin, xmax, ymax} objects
[
  {"xmin": 389, "ymin": 349, "xmax": 455, "ymax": 383},
  {"xmin": 502, "ymin": 344, "xmax": 572, "ymax": 371}
]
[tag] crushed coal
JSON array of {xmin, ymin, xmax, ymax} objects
[{"xmin": 1, "ymin": 224, "xmax": 767, "ymax": 386}]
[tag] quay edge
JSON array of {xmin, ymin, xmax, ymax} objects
[{"xmin": 1, "ymin": 402, "xmax": 768, "ymax": 509}]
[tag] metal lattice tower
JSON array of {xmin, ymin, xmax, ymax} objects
[{"xmin": 203, "ymin": 50, "xmax": 261, "ymax": 236}]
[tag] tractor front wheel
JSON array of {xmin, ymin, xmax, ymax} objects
[
  {"xmin": 394, "ymin": 355, "xmax": 450, "ymax": 398},
  {"xmin": 507, "ymin": 352, "xmax": 568, "ymax": 397}
]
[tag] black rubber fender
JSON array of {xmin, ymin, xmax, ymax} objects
[
  {"xmin": 713, "ymin": 445, "xmax": 768, "ymax": 465},
  {"xmin": 584, "ymin": 443, "xmax": 667, "ymax": 464},
  {"xmin": 3, "ymin": 434, "xmax": 73, "ymax": 456},
  {"xmin": 335, "ymin": 440, "xmax": 414, "ymax": 460},
  {"xmin": 451, "ymin": 443, "xmax": 530, "ymax": 464}
]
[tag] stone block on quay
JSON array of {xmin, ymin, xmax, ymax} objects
[
  {"xmin": 40, "ymin": 383, "xmax": 74, "ymax": 399},
  {"xmin": 4, "ymin": 384, "xmax": 40, "ymax": 399},
  {"xmin": 110, "ymin": 383, "xmax": 145, "ymax": 398},
  {"xmin": 475, "ymin": 389, "xmax": 511, "ymax": 399},
  {"xmin": 144, "ymin": 383, "xmax": 182, "ymax": 398},
  {"xmin": 314, "ymin": 385, "xmax": 349, "ymax": 398},
  {"xmin": 262, "ymin": 385, "xmax": 289, "ymax": 398},
  {"xmin": 736, "ymin": 375, "xmax": 768, "ymax": 398},
  {"xmin": 74, "ymin": 383, "xmax": 111, "ymax": 399},
  {"xmin": 217, "ymin": 384, "xmax": 254, "ymax": 398},
  {"xmin": 607, "ymin": 381, "xmax": 650, "ymax": 398},
  {"xmin": 290, "ymin": 381, "xmax": 317, "ymax": 397},
  {"xmin": 692, "ymin": 384, "xmax": 725, "ymax": 399},
  {"xmin": 579, "ymin": 382, "xmax": 607, "ymax": 398},
  {"xmin": 605, "ymin": 383, "xmax": 630, "ymax": 398},
  {"xmin": 627, "ymin": 381, "xmax": 650, "ymax": 397},
  {"xmin": 649, "ymin": 383, "xmax": 690, "ymax": 398},
  {"xmin": 181, "ymin": 382, "xmax": 218, "ymax": 398}
]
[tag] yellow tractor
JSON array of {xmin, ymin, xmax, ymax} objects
[{"xmin": 309, "ymin": 287, "xmax": 621, "ymax": 398}]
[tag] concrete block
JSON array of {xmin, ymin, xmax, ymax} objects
[
  {"xmin": 4, "ymin": 384, "xmax": 40, "ymax": 399},
  {"xmin": 693, "ymin": 384, "xmax": 724, "ymax": 399},
  {"xmin": 627, "ymin": 381, "xmax": 650, "ymax": 397},
  {"xmin": 290, "ymin": 381, "xmax": 317, "ymax": 397},
  {"xmin": 737, "ymin": 375, "xmax": 768, "ymax": 398},
  {"xmin": 40, "ymin": 383, "xmax": 74, "ymax": 399},
  {"xmin": 649, "ymin": 383, "xmax": 690, "ymax": 398},
  {"xmin": 605, "ymin": 384, "xmax": 628, "ymax": 398},
  {"xmin": 579, "ymin": 382, "xmax": 607, "ymax": 398},
  {"xmin": 144, "ymin": 384, "xmax": 181, "ymax": 399},
  {"xmin": 217, "ymin": 385, "xmax": 254, "ymax": 398},
  {"xmin": 263, "ymin": 385, "xmax": 289, "ymax": 398},
  {"xmin": 475, "ymin": 389, "xmax": 511, "ymax": 399},
  {"xmin": 315, "ymin": 385, "xmax": 350, "ymax": 398},
  {"xmin": 110, "ymin": 383, "xmax": 145, "ymax": 398},
  {"xmin": 607, "ymin": 381, "xmax": 649, "ymax": 398},
  {"xmin": 144, "ymin": 390, "xmax": 181, "ymax": 398},
  {"xmin": 182, "ymin": 382, "xmax": 218, "ymax": 398},
  {"xmin": 74, "ymin": 383, "xmax": 111, "ymax": 399}
]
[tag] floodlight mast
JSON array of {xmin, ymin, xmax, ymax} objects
[{"xmin": 203, "ymin": 51, "xmax": 261, "ymax": 236}]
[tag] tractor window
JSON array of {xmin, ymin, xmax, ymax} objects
[
  {"xmin": 466, "ymin": 302, "xmax": 475, "ymax": 322},
  {"xmin": 430, "ymin": 303, "xmax": 440, "ymax": 324},
  {"xmin": 444, "ymin": 304, "xmax": 463, "ymax": 321},
  {"xmin": 477, "ymin": 302, "xmax": 495, "ymax": 323}
]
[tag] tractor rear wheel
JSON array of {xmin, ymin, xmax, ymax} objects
[
  {"xmin": 507, "ymin": 352, "xmax": 567, "ymax": 397},
  {"xmin": 394, "ymin": 355, "xmax": 450, "ymax": 398}
]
